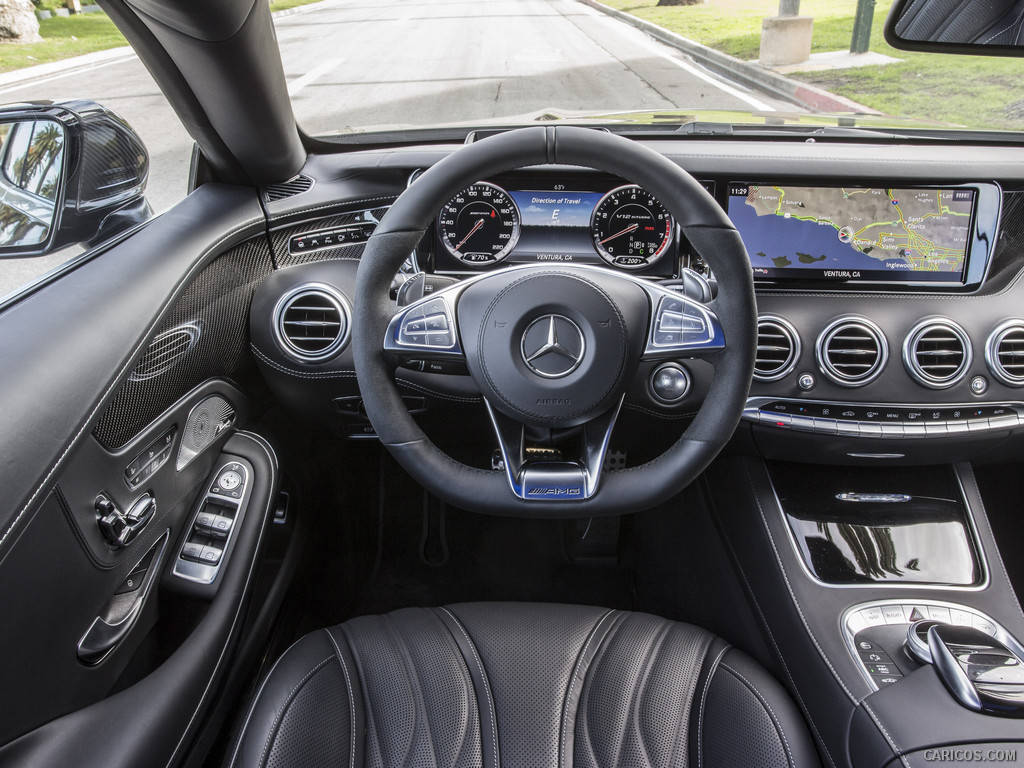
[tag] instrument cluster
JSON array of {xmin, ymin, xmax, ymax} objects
[{"xmin": 429, "ymin": 172, "xmax": 681, "ymax": 278}]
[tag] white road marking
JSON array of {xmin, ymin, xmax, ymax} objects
[
  {"xmin": 287, "ymin": 58, "xmax": 345, "ymax": 96},
  {"xmin": 0, "ymin": 54, "xmax": 136, "ymax": 96}
]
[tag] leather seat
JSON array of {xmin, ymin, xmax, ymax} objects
[{"xmin": 227, "ymin": 603, "xmax": 820, "ymax": 768}]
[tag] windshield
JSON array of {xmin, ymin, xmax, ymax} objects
[{"xmin": 277, "ymin": 0, "xmax": 1022, "ymax": 136}]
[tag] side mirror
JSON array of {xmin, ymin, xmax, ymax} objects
[
  {"xmin": 885, "ymin": 0, "xmax": 1024, "ymax": 56},
  {"xmin": 0, "ymin": 100, "xmax": 151, "ymax": 258}
]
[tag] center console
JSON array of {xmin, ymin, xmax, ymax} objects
[{"xmin": 706, "ymin": 456, "xmax": 1024, "ymax": 768}]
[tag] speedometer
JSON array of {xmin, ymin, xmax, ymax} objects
[
  {"xmin": 591, "ymin": 185, "xmax": 674, "ymax": 269},
  {"xmin": 438, "ymin": 182, "xmax": 521, "ymax": 265}
]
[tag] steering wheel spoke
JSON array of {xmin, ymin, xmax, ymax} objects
[
  {"xmin": 640, "ymin": 283, "xmax": 725, "ymax": 361},
  {"xmin": 486, "ymin": 395, "xmax": 624, "ymax": 502},
  {"xmin": 383, "ymin": 287, "xmax": 465, "ymax": 360}
]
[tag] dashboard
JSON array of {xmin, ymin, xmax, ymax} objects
[{"xmin": 250, "ymin": 137, "xmax": 1024, "ymax": 465}]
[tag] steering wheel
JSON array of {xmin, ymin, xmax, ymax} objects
[{"xmin": 353, "ymin": 126, "xmax": 755, "ymax": 517}]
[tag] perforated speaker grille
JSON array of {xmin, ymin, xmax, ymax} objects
[
  {"xmin": 93, "ymin": 237, "xmax": 273, "ymax": 449},
  {"xmin": 176, "ymin": 395, "xmax": 236, "ymax": 470}
]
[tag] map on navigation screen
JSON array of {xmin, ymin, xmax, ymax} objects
[{"xmin": 727, "ymin": 184, "xmax": 975, "ymax": 283}]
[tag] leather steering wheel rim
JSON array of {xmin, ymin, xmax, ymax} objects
[{"xmin": 353, "ymin": 126, "xmax": 756, "ymax": 517}]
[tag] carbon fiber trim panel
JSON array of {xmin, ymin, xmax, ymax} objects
[{"xmin": 93, "ymin": 237, "xmax": 274, "ymax": 449}]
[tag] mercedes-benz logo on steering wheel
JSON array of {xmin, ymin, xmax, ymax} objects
[{"xmin": 521, "ymin": 314, "xmax": 585, "ymax": 378}]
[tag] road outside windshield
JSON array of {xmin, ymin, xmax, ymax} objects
[{"xmin": 0, "ymin": 0, "xmax": 1021, "ymax": 298}]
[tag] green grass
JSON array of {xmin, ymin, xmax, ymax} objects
[
  {"xmin": 0, "ymin": 0, "xmax": 324, "ymax": 74},
  {"xmin": 0, "ymin": 14, "xmax": 126, "ymax": 73},
  {"xmin": 269, "ymin": 0, "xmax": 325, "ymax": 11},
  {"xmin": 601, "ymin": 0, "xmax": 1024, "ymax": 131}
]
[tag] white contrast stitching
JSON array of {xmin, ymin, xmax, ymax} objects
[
  {"xmin": 257, "ymin": 656, "xmax": 334, "ymax": 768},
  {"xmin": 720, "ymin": 662, "xmax": 795, "ymax": 768},
  {"xmin": 696, "ymin": 644, "xmax": 729, "ymax": 768},
  {"xmin": 439, "ymin": 608, "xmax": 498, "ymax": 768},
  {"xmin": 559, "ymin": 609, "xmax": 617, "ymax": 768},
  {"xmin": 324, "ymin": 628, "xmax": 359, "ymax": 768}
]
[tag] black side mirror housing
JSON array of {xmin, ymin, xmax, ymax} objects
[{"xmin": 0, "ymin": 99, "xmax": 151, "ymax": 259}]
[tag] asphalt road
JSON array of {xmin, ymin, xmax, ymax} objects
[{"xmin": 0, "ymin": 0, "xmax": 790, "ymax": 297}]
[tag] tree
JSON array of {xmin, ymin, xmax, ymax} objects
[
  {"xmin": 656, "ymin": 0, "xmax": 704, "ymax": 5},
  {"xmin": 0, "ymin": 0, "xmax": 42, "ymax": 44}
]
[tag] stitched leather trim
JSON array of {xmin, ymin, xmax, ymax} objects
[
  {"xmin": 436, "ymin": 607, "xmax": 500, "ymax": 768},
  {"xmin": 558, "ymin": 609, "xmax": 622, "ymax": 768}
]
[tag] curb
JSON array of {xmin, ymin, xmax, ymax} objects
[
  {"xmin": 0, "ymin": 0, "xmax": 334, "ymax": 90},
  {"xmin": 575, "ymin": 0, "xmax": 879, "ymax": 115}
]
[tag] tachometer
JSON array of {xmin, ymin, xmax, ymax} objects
[
  {"xmin": 438, "ymin": 182, "xmax": 521, "ymax": 265},
  {"xmin": 591, "ymin": 184, "xmax": 673, "ymax": 269}
]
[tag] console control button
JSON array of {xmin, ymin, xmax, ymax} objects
[
  {"xmin": 881, "ymin": 605, "xmax": 907, "ymax": 624},
  {"xmin": 871, "ymin": 673, "xmax": 903, "ymax": 687}
]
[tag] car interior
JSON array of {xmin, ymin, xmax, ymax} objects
[{"xmin": 4, "ymin": 0, "xmax": 1024, "ymax": 766}]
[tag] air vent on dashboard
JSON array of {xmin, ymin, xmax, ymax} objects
[
  {"xmin": 754, "ymin": 315, "xmax": 800, "ymax": 382},
  {"xmin": 986, "ymin": 320, "xmax": 1024, "ymax": 386},
  {"xmin": 816, "ymin": 317, "xmax": 888, "ymax": 387},
  {"xmin": 263, "ymin": 174, "xmax": 314, "ymax": 203},
  {"xmin": 273, "ymin": 284, "xmax": 350, "ymax": 362},
  {"xmin": 903, "ymin": 319, "xmax": 971, "ymax": 389}
]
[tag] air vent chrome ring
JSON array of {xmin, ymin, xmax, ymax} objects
[
  {"xmin": 902, "ymin": 318, "xmax": 972, "ymax": 390},
  {"xmin": 986, "ymin": 320, "xmax": 1024, "ymax": 387},
  {"xmin": 815, "ymin": 316, "xmax": 888, "ymax": 387},
  {"xmin": 273, "ymin": 283, "xmax": 351, "ymax": 363},
  {"xmin": 754, "ymin": 314, "xmax": 801, "ymax": 382}
]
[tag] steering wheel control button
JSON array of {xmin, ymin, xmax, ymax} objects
[
  {"xmin": 650, "ymin": 364, "xmax": 691, "ymax": 403},
  {"xmin": 651, "ymin": 296, "xmax": 710, "ymax": 348},
  {"xmin": 393, "ymin": 298, "xmax": 458, "ymax": 350},
  {"xmin": 521, "ymin": 315, "xmax": 585, "ymax": 379}
]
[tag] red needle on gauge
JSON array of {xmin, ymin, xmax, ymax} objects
[
  {"xmin": 599, "ymin": 222, "xmax": 638, "ymax": 244},
  {"xmin": 455, "ymin": 218, "xmax": 485, "ymax": 250}
]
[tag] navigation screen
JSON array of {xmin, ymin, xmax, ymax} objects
[{"xmin": 727, "ymin": 184, "xmax": 976, "ymax": 283}]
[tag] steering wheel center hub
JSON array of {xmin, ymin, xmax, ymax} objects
[{"xmin": 457, "ymin": 268, "xmax": 647, "ymax": 428}]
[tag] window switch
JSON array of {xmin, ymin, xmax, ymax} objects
[
  {"xmin": 182, "ymin": 542, "xmax": 204, "ymax": 561},
  {"xmin": 199, "ymin": 545, "xmax": 223, "ymax": 565}
]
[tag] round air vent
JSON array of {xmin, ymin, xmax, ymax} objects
[
  {"xmin": 903, "ymin": 319, "xmax": 972, "ymax": 389},
  {"xmin": 754, "ymin": 315, "xmax": 800, "ymax": 382},
  {"xmin": 986, "ymin": 320, "xmax": 1024, "ymax": 386},
  {"xmin": 273, "ymin": 284, "xmax": 350, "ymax": 362},
  {"xmin": 816, "ymin": 316, "xmax": 888, "ymax": 387}
]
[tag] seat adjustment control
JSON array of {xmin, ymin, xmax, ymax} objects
[{"xmin": 96, "ymin": 493, "xmax": 156, "ymax": 548}]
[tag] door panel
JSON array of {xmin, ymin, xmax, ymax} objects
[{"xmin": 0, "ymin": 184, "xmax": 290, "ymax": 766}]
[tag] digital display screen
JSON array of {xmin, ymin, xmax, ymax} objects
[
  {"xmin": 727, "ymin": 183, "xmax": 976, "ymax": 284},
  {"xmin": 431, "ymin": 178, "xmax": 677, "ymax": 277},
  {"xmin": 505, "ymin": 190, "xmax": 606, "ymax": 264}
]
